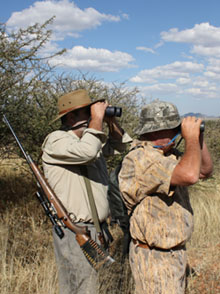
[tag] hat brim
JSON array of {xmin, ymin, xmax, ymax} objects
[
  {"xmin": 135, "ymin": 120, "xmax": 181, "ymax": 135},
  {"xmin": 50, "ymin": 99, "xmax": 105, "ymax": 124}
]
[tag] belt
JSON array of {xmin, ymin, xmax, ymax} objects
[{"xmin": 132, "ymin": 239, "xmax": 185, "ymax": 251}]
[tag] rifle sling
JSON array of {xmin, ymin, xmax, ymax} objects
[{"xmin": 80, "ymin": 166, "xmax": 103, "ymax": 236}]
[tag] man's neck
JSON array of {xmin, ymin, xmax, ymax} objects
[{"xmin": 73, "ymin": 126, "xmax": 86, "ymax": 138}]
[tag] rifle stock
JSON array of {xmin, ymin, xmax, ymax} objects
[
  {"xmin": 3, "ymin": 114, "xmax": 115, "ymax": 271},
  {"xmin": 28, "ymin": 159, "xmax": 88, "ymax": 235}
]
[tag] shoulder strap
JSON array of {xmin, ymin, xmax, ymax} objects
[
  {"xmin": 80, "ymin": 165, "xmax": 102, "ymax": 234},
  {"xmin": 129, "ymin": 144, "xmax": 144, "ymax": 153},
  {"xmin": 81, "ymin": 166, "xmax": 101, "ymax": 233},
  {"xmin": 80, "ymin": 165, "xmax": 108, "ymax": 248}
]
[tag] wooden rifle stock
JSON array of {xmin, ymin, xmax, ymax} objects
[
  {"xmin": 3, "ymin": 114, "xmax": 115, "ymax": 271},
  {"xmin": 29, "ymin": 160, "xmax": 88, "ymax": 235}
]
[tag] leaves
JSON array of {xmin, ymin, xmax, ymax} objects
[
  {"xmin": 0, "ymin": 20, "xmax": 140, "ymax": 165},
  {"xmin": 0, "ymin": 20, "xmax": 63, "ymax": 159}
]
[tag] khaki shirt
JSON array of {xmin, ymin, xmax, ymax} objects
[
  {"xmin": 42, "ymin": 128, "xmax": 132, "ymax": 223},
  {"xmin": 119, "ymin": 140, "xmax": 194, "ymax": 249}
]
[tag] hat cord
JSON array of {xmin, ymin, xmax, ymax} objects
[
  {"xmin": 60, "ymin": 119, "xmax": 90, "ymax": 131},
  {"xmin": 153, "ymin": 132, "xmax": 181, "ymax": 149}
]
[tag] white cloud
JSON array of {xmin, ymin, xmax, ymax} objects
[
  {"xmin": 131, "ymin": 58, "xmax": 220, "ymax": 101},
  {"xmin": 192, "ymin": 80, "xmax": 209, "ymax": 88},
  {"xmin": 49, "ymin": 45, "xmax": 135, "ymax": 72},
  {"xmin": 161, "ymin": 23, "xmax": 220, "ymax": 57},
  {"xmin": 207, "ymin": 58, "xmax": 220, "ymax": 73},
  {"xmin": 137, "ymin": 23, "xmax": 220, "ymax": 102},
  {"xmin": 140, "ymin": 83, "xmax": 180, "ymax": 96},
  {"xmin": 192, "ymin": 45, "xmax": 220, "ymax": 57},
  {"xmin": 138, "ymin": 79, "xmax": 219, "ymax": 101},
  {"xmin": 130, "ymin": 76, "xmax": 156, "ymax": 84},
  {"xmin": 204, "ymin": 71, "xmax": 220, "ymax": 81},
  {"xmin": 130, "ymin": 61, "xmax": 204, "ymax": 83},
  {"xmin": 136, "ymin": 46, "xmax": 156, "ymax": 54},
  {"xmin": 187, "ymin": 88, "xmax": 203, "ymax": 95},
  {"xmin": 186, "ymin": 87, "xmax": 217, "ymax": 98},
  {"xmin": 161, "ymin": 23, "xmax": 220, "ymax": 45},
  {"xmin": 6, "ymin": 0, "xmax": 120, "ymax": 40},
  {"xmin": 122, "ymin": 13, "xmax": 129, "ymax": 20},
  {"xmin": 5, "ymin": 1, "xmax": 134, "ymax": 73},
  {"xmin": 136, "ymin": 42, "xmax": 163, "ymax": 55},
  {"xmin": 203, "ymin": 58, "xmax": 220, "ymax": 80},
  {"xmin": 176, "ymin": 77, "xmax": 191, "ymax": 85},
  {"xmin": 154, "ymin": 41, "xmax": 164, "ymax": 49}
]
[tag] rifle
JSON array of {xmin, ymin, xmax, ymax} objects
[{"xmin": 3, "ymin": 114, "xmax": 115, "ymax": 271}]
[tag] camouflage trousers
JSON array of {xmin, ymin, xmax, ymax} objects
[
  {"xmin": 129, "ymin": 241, "xmax": 187, "ymax": 294},
  {"xmin": 53, "ymin": 224, "xmax": 99, "ymax": 294}
]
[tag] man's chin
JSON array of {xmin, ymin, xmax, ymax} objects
[
  {"xmin": 162, "ymin": 143, "xmax": 175, "ymax": 154},
  {"xmin": 72, "ymin": 121, "xmax": 88, "ymax": 130}
]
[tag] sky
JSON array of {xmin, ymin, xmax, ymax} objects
[{"xmin": 1, "ymin": 0, "xmax": 220, "ymax": 116}]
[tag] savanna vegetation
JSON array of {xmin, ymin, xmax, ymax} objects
[{"xmin": 0, "ymin": 20, "xmax": 220, "ymax": 294}]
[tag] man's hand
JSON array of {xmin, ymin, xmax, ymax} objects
[
  {"xmin": 181, "ymin": 116, "xmax": 202, "ymax": 141},
  {"xmin": 89, "ymin": 101, "xmax": 108, "ymax": 131},
  {"xmin": 90, "ymin": 101, "xmax": 108, "ymax": 121}
]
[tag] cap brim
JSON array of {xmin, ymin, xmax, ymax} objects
[{"xmin": 135, "ymin": 121, "xmax": 181, "ymax": 135}]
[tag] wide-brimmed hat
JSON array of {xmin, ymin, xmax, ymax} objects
[
  {"xmin": 52, "ymin": 89, "xmax": 104, "ymax": 123},
  {"xmin": 135, "ymin": 100, "xmax": 181, "ymax": 135}
]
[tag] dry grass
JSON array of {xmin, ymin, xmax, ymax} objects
[
  {"xmin": 0, "ymin": 157, "xmax": 59, "ymax": 294},
  {"xmin": 186, "ymin": 175, "xmax": 220, "ymax": 294},
  {"xmin": 0, "ymin": 156, "xmax": 220, "ymax": 294},
  {"xmin": 0, "ymin": 214, "xmax": 58, "ymax": 294}
]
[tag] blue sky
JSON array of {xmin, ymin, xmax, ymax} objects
[{"xmin": 1, "ymin": 0, "xmax": 220, "ymax": 116}]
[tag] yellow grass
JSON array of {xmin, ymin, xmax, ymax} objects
[
  {"xmin": 0, "ymin": 157, "xmax": 220, "ymax": 294},
  {"xmin": 186, "ymin": 175, "xmax": 220, "ymax": 294},
  {"xmin": 0, "ymin": 215, "xmax": 58, "ymax": 294}
]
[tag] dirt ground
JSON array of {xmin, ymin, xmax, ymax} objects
[{"xmin": 187, "ymin": 243, "xmax": 220, "ymax": 294}]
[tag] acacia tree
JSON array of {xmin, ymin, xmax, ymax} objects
[
  {"xmin": 0, "ymin": 20, "xmax": 142, "ymax": 164},
  {"xmin": 0, "ymin": 19, "xmax": 65, "ymax": 158}
]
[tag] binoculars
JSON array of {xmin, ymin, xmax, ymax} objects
[
  {"xmin": 179, "ymin": 120, "xmax": 205, "ymax": 133},
  {"xmin": 199, "ymin": 121, "xmax": 205, "ymax": 132},
  {"xmin": 105, "ymin": 106, "xmax": 122, "ymax": 117}
]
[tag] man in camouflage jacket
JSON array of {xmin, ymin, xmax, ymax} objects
[{"xmin": 119, "ymin": 100, "xmax": 213, "ymax": 294}]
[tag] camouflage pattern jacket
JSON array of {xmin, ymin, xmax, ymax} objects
[{"xmin": 118, "ymin": 139, "xmax": 194, "ymax": 249}]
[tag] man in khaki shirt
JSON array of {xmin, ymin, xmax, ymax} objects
[
  {"xmin": 119, "ymin": 100, "xmax": 213, "ymax": 294},
  {"xmin": 42, "ymin": 89, "xmax": 132, "ymax": 294}
]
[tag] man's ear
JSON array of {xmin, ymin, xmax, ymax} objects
[{"xmin": 66, "ymin": 112, "xmax": 76, "ymax": 125}]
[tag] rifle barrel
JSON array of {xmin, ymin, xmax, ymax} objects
[
  {"xmin": 2, "ymin": 114, "xmax": 30, "ymax": 163},
  {"xmin": 2, "ymin": 114, "xmax": 115, "ymax": 270}
]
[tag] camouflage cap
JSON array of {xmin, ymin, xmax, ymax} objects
[{"xmin": 135, "ymin": 100, "xmax": 181, "ymax": 135}]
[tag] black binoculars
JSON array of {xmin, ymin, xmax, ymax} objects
[
  {"xmin": 105, "ymin": 106, "xmax": 122, "ymax": 117},
  {"xmin": 199, "ymin": 121, "xmax": 205, "ymax": 132}
]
